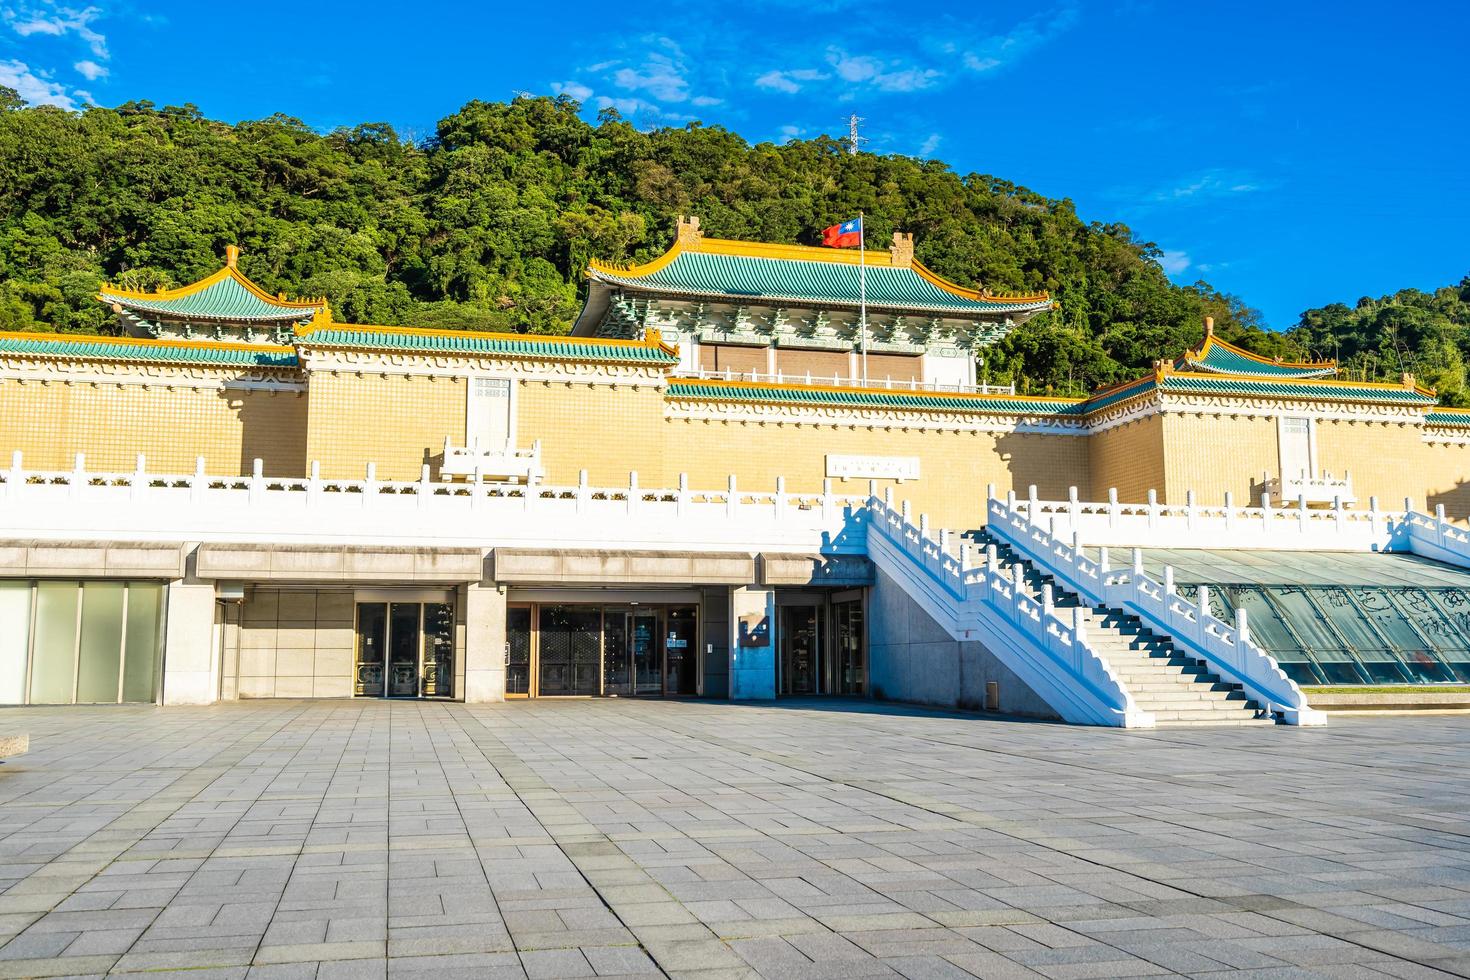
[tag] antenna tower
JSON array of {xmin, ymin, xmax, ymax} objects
[{"xmin": 845, "ymin": 114, "xmax": 866, "ymax": 155}]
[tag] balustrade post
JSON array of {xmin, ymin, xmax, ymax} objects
[
  {"xmin": 986, "ymin": 544, "xmax": 999, "ymax": 576},
  {"xmin": 1068, "ymin": 485, "xmax": 1079, "ymax": 526},
  {"xmin": 1042, "ymin": 583, "xmax": 1054, "ymax": 618},
  {"xmin": 249, "ymin": 458, "xmax": 264, "ymax": 506},
  {"xmin": 627, "ymin": 470, "xmax": 639, "ymax": 516},
  {"xmin": 577, "ymin": 469, "xmax": 590, "ymax": 513},
  {"xmin": 1146, "ymin": 488, "xmax": 1159, "ymax": 528},
  {"xmin": 726, "ymin": 475, "xmax": 739, "ymax": 518},
  {"xmin": 308, "ymin": 461, "xmax": 322, "ymax": 507},
  {"xmin": 885, "ymin": 486, "xmax": 895, "ymax": 511},
  {"xmin": 1333, "ymin": 495, "xmax": 1344, "ymax": 533},
  {"xmin": 775, "ymin": 476, "xmax": 787, "ymax": 522},
  {"xmin": 1108, "ymin": 487, "xmax": 1119, "ymax": 529},
  {"xmin": 677, "ymin": 473, "xmax": 690, "ymax": 519},
  {"xmin": 1369, "ymin": 494, "xmax": 1381, "ymax": 539},
  {"xmin": 1260, "ymin": 491, "xmax": 1273, "ymax": 534},
  {"xmin": 471, "ymin": 465, "xmax": 484, "ymax": 508},
  {"xmin": 70, "ymin": 452, "xmax": 86, "ymax": 499},
  {"xmin": 1006, "ymin": 489, "xmax": 1016, "ymax": 510},
  {"xmin": 1197, "ymin": 585, "xmax": 1212, "ymax": 645},
  {"xmin": 131, "ymin": 453, "xmax": 147, "ymax": 502},
  {"xmin": 901, "ymin": 500, "xmax": 912, "ymax": 525},
  {"xmin": 1224, "ymin": 490, "xmax": 1235, "ymax": 532},
  {"xmin": 419, "ymin": 464, "xmax": 432, "ymax": 508},
  {"xmin": 1012, "ymin": 563, "xmax": 1026, "ymax": 622},
  {"xmin": 940, "ymin": 527, "xmax": 952, "ymax": 559},
  {"xmin": 1235, "ymin": 606, "xmax": 1250, "ymax": 647},
  {"xmin": 1163, "ymin": 564, "xmax": 1175, "ymax": 596},
  {"xmin": 987, "ymin": 482, "xmax": 997, "ymax": 503},
  {"xmin": 6, "ymin": 451, "xmax": 20, "ymax": 500},
  {"xmin": 1099, "ymin": 545, "xmax": 1110, "ymax": 573},
  {"xmin": 821, "ymin": 478, "xmax": 834, "ymax": 522},
  {"xmin": 192, "ymin": 456, "xmax": 207, "ymax": 503},
  {"xmin": 1131, "ymin": 547, "xmax": 1144, "ymax": 577},
  {"xmin": 1186, "ymin": 489, "xmax": 1196, "ymax": 531},
  {"xmin": 1404, "ymin": 496, "xmax": 1414, "ymax": 518},
  {"xmin": 1298, "ymin": 494, "xmax": 1309, "ymax": 534},
  {"xmin": 1027, "ymin": 484, "xmax": 1039, "ymax": 526},
  {"xmin": 364, "ymin": 463, "xmax": 378, "ymax": 506}
]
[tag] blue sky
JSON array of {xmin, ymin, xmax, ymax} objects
[{"xmin": 1, "ymin": 0, "xmax": 1465, "ymax": 329}]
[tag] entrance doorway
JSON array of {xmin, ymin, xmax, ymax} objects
[
  {"xmin": 505, "ymin": 602, "xmax": 699, "ymax": 698},
  {"xmin": 777, "ymin": 594, "xmax": 867, "ymax": 697},
  {"xmin": 354, "ymin": 601, "xmax": 455, "ymax": 698}
]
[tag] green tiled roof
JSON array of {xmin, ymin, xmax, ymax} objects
[
  {"xmin": 1179, "ymin": 338, "xmax": 1335, "ymax": 379},
  {"xmin": 1426, "ymin": 411, "xmax": 1470, "ymax": 427},
  {"xmin": 0, "ymin": 334, "xmax": 298, "ymax": 367},
  {"xmin": 665, "ymin": 381, "xmax": 1084, "ymax": 416},
  {"xmin": 299, "ymin": 327, "xmax": 679, "ymax": 363},
  {"xmin": 1160, "ymin": 374, "xmax": 1434, "ymax": 405},
  {"xmin": 101, "ymin": 274, "xmax": 321, "ymax": 323},
  {"xmin": 594, "ymin": 252, "xmax": 1050, "ymax": 315}
]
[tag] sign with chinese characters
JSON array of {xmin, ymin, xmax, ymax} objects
[{"xmin": 825, "ymin": 454, "xmax": 921, "ymax": 481}]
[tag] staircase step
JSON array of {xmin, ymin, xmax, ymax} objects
[
  {"xmin": 1153, "ymin": 717, "xmax": 1278, "ymax": 727},
  {"xmin": 1149, "ymin": 707, "xmax": 1263, "ymax": 721}
]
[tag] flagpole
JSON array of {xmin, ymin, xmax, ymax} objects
[{"xmin": 859, "ymin": 211, "xmax": 868, "ymax": 386}]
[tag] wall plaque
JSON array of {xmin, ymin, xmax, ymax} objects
[{"xmin": 825, "ymin": 454, "xmax": 920, "ymax": 481}]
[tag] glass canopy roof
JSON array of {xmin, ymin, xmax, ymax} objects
[{"xmin": 1098, "ymin": 549, "xmax": 1470, "ymax": 686}]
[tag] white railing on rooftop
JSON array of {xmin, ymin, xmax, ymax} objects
[
  {"xmin": 0, "ymin": 451, "xmax": 871, "ymax": 553},
  {"xmin": 866, "ymin": 491, "xmax": 1150, "ymax": 727},
  {"xmin": 1261, "ymin": 469, "xmax": 1355, "ymax": 507},
  {"xmin": 986, "ymin": 489, "xmax": 1325, "ymax": 726},
  {"xmin": 1005, "ymin": 485, "xmax": 1408, "ymax": 552},
  {"xmin": 673, "ymin": 368, "xmax": 1016, "ymax": 396},
  {"xmin": 440, "ymin": 438, "xmax": 544, "ymax": 483}
]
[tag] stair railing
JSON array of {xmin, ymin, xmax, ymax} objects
[
  {"xmin": 985, "ymin": 488, "xmax": 1326, "ymax": 726},
  {"xmin": 866, "ymin": 493, "xmax": 1151, "ymax": 727}
]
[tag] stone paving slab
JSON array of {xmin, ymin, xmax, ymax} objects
[{"xmin": 3, "ymin": 699, "xmax": 1470, "ymax": 978}]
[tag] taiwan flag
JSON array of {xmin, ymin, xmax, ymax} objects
[{"xmin": 822, "ymin": 217, "xmax": 863, "ymax": 248}]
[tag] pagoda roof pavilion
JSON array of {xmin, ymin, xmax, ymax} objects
[
  {"xmin": 1174, "ymin": 322, "xmax": 1336, "ymax": 379},
  {"xmin": 98, "ymin": 246, "xmax": 325, "ymax": 325},
  {"xmin": 573, "ymin": 216, "xmax": 1051, "ymax": 337}
]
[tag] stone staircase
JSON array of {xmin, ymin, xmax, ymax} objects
[{"xmin": 970, "ymin": 531, "xmax": 1274, "ymax": 727}]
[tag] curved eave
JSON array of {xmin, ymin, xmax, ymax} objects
[
  {"xmin": 98, "ymin": 265, "xmax": 324, "ymax": 323},
  {"xmin": 1181, "ymin": 336, "xmax": 1337, "ymax": 379},
  {"xmin": 294, "ymin": 323, "xmax": 679, "ymax": 365},
  {"xmin": 586, "ymin": 268, "xmax": 1050, "ymax": 317},
  {"xmin": 1159, "ymin": 372, "xmax": 1436, "ymax": 406},
  {"xmin": 665, "ymin": 378, "xmax": 1085, "ymax": 417},
  {"xmin": 0, "ymin": 331, "xmax": 299, "ymax": 368}
]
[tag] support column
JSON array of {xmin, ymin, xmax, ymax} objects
[
  {"xmin": 464, "ymin": 581, "xmax": 507, "ymax": 703},
  {"xmin": 161, "ymin": 576, "xmax": 219, "ymax": 706},
  {"xmin": 729, "ymin": 585, "xmax": 776, "ymax": 700}
]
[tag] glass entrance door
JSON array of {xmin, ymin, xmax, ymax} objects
[
  {"xmin": 664, "ymin": 607, "xmax": 698, "ymax": 695},
  {"xmin": 631, "ymin": 611, "xmax": 661, "ymax": 695},
  {"xmin": 354, "ymin": 601, "xmax": 455, "ymax": 699},
  {"xmin": 780, "ymin": 605, "xmax": 821, "ymax": 695}
]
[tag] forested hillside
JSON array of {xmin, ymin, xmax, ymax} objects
[{"xmin": 0, "ymin": 89, "xmax": 1458, "ymax": 399}]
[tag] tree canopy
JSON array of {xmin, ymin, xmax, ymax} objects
[{"xmin": 0, "ymin": 90, "xmax": 1458, "ymax": 398}]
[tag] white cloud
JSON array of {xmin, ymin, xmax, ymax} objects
[
  {"xmin": 777, "ymin": 124, "xmax": 806, "ymax": 142},
  {"xmin": 918, "ymin": 133, "xmax": 941, "ymax": 156},
  {"xmin": 552, "ymin": 80, "xmax": 594, "ymax": 102},
  {"xmin": 690, "ymin": 95, "xmax": 722, "ymax": 107},
  {"xmin": 5, "ymin": 4, "xmax": 108, "ymax": 59},
  {"xmin": 958, "ymin": 3, "xmax": 1078, "ymax": 74},
  {"xmin": 73, "ymin": 58, "xmax": 106, "ymax": 80},
  {"xmin": 1159, "ymin": 249, "xmax": 1191, "ymax": 275},
  {"xmin": 0, "ymin": 58, "xmax": 75, "ymax": 108},
  {"xmin": 825, "ymin": 48, "xmax": 940, "ymax": 93},
  {"xmin": 755, "ymin": 67, "xmax": 830, "ymax": 95},
  {"xmin": 610, "ymin": 37, "xmax": 690, "ymax": 102},
  {"xmin": 1151, "ymin": 169, "xmax": 1264, "ymax": 203}
]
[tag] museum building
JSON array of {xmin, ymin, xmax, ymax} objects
[{"xmin": 3, "ymin": 217, "xmax": 1470, "ymax": 725}]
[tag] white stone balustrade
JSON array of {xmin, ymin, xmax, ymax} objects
[
  {"xmin": 987, "ymin": 490, "xmax": 1328, "ymax": 725},
  {"xmin": 0, "ymin": 451, "xmax": 870, "ymax": 555},
  {"xmin": 865, "ymin": 492, "xmax": 1149, "ymax": 728},
  {"xmin": 439, "ymin": 438, "xmax": 545, "ymax": 483},
  {"xmin": 1261, "ymin": 469, "xmax": 1355, "ymax": 508}
]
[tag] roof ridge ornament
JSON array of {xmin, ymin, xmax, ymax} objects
[
  {"xmin": 225, "ymin": 245, "xmax": 240, "ymax": 269},
  {"xmin": 676, "ymin": 215, "xmax": 703, "ymax": 249},
  {"xmin": 889, "ymin": 232, "xmax": 914, "ymax": 268}
]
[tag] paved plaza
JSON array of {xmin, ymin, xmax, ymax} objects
[{"xmin": 2, "ymin": 702, "xmax": 1470, "ymax": 979}]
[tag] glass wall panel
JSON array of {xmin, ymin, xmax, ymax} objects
[
  {"xmin": 1426, "ymin": 589, "xmax": 1470, "ymax": 681},
  {"xmin": 1264, "ymin": 587, "xmax": 1377, "ymax": 684},
  {"xmin": 1223, "ymin": 587, "xmax": 1325, "ymax": 684},
  {"xmin": 387, "ymin": 603, "xmax": 421, "ymax": 697},
  {"xmin": 1352, "ymin": 588, "xmax": 1437, "ymax": 682},
  {"xmin": 1383, "ymin": 590, "xmax": 1458, "ymax": 682},
  {"xmin": 833, "ymin": 599, "xmax": 865, "ymax": 695},
  {"xmin": 76, "ymin": 582, "xmax": 125, "ymax": 703},
  {"xmin": 355, "ymin": 602, "xmax": 387, "ymax": 697},
  {"xmin": 122, "ymin": 584, "xmax": 163, "ymax": 703},
  {"xmin": 631, "ymin": 612, "xmax": 660, "ymax": 695},
  {"xmin": 0, "ymin": 583, "xmax": 29, "ymax": 705},
  {"xmin": 29, "ymin": 582, "xmax": 79, "ymax": 703},
  {"xmin": 602, "ymin": 610, "xmax": 630, "ymax": 696},
  {"xmin": 539, "ymin": 606, "xmax": 601, "ymax": 696},
  {"xmin": 664, "ymin": 607, "xmax": 698, "ymax": 696},
  {"xmin": 506, "ymin": 606, "xmax": 531, "ymax": 695},
  {"xmin": 422, "ymin": 602, "xmax": 454, "ymax": 698}
]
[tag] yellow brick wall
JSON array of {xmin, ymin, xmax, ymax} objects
[
  {"xmin": 1161, "ymin": 413, "xmax": 1279, "ymax": 505},
  {"xmin": 516, "ymin": 380, "xmax": 666, "ymax": 486},
  {"xmin": 659, "ymin": 418, "xmax": 1088, "ymax": 529},
  {"xmin": 0, "ymin": 378, "xmax": 306, "ymax": 476},
  {"xmin": 305, "ymin": 372, "xmax": 465, "ymax": 480},
  {"xmin": 1088, "ymin": 415, "xmax": 1165, "ymax": 502},
  {"xmin": 1315, "ymin": 418, "xmax": 1470, "ymax": 514}
]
